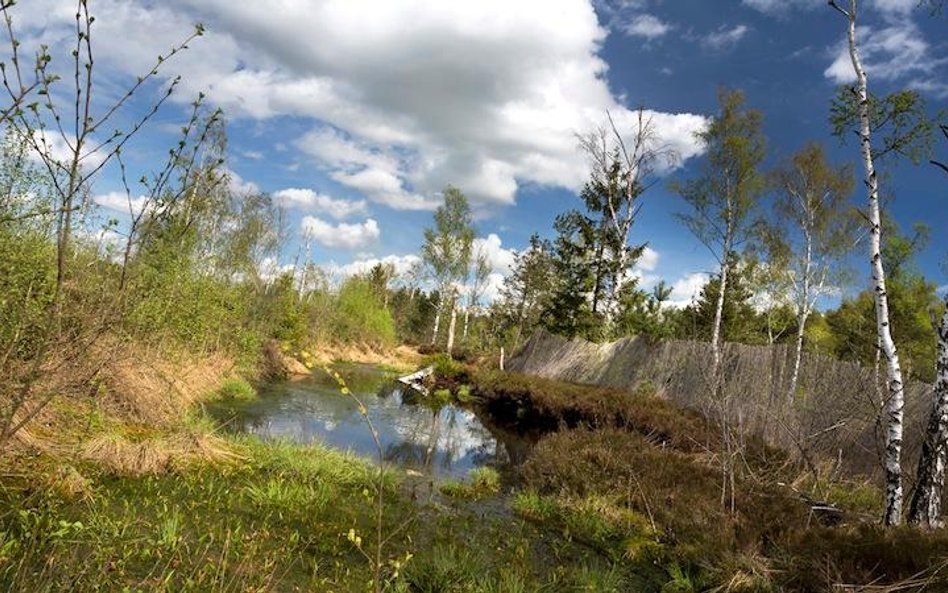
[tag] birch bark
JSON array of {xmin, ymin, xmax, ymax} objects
[
  {"xmin": 908, "ymin": 297, "xmax": 948, "ymax": 527},
  {"xmin": 833, "ymin": 0, "xmax": 907, "ymax": 525}
]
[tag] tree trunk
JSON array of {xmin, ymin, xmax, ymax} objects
[
  {"xmin": 431, "ymin": 299, "xmax": 442, "ymax": 345},
  {"xmin": 843, "ymin": 0, "xmax": 906, "ymax": 526},
  {"xmin": 711, "ymin": 253, "xmax": 729, "ymax": 384},
  {"xmin": 463, "ymin": 307, "xmax": 470, "ymax": 341},
  {"xmin": 908, "ymin": 297, "xmax": 948, "ymax": 527},
  {"xmin": 446, "ymin": 295, "xmax": 458, "ymax": 356},
  {"xmin": 788, "ymin": 238, "xmax": 812, "ymax": 401}
]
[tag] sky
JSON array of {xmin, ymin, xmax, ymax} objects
[{"xmin": 7, "ymin": 0, "xmax": 948, "ymax": 307}]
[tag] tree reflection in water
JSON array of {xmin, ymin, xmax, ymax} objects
[{"xmin": 207, "ymin": 363, "xmax": 534, "ymax": 479}]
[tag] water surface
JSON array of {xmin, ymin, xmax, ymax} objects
[{"xmin": 209, "ymin": 363, "xmax": 529, "ymax": 479}]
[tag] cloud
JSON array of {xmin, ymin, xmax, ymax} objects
[
  {"xmin": 636, "ymin": 246, "xmax": 659, "ymax": 272},
  {"xmin": 824, "ymin": 20, "xmax": 936, "ymax": 84},
  {"xmin": 93, "ymin": 191, "xmax": 149, "ymax": 216},
  {"xmin": 873, "ymin": 0, "xmax": 921, "ymax": 15},
  {"xmin": 27, "ymin": 130, "xmax": 108, "ymax": 171},
  {"xmin": 741, "ymin": 0, "xmax": 811, "ymax": 15},
  {"xmin": 702, "ymin": 25, "xmax": 749, "ymax": 51},
  {"xmin": 621, "ymin": 14, "xmax": 672, "ymax": 40},
  {"xmin": 473, "ymin": 233, "xmax": 517, "ymax": 275},
  {"xmin": 664, "ymin": 272, "xmax": 708, "ymax": 309},
  {"xmin": 273, "ymin": 187, "xmax": 368, "ymax": 219},
  {"xmin": 301, "ymin": 216, "xmax": 380, "ymax": 250},
  {"xmin": 14, "ymin": 0, "xmax": 708, "ymax": 212},
  {"xmin": 331, "ymin": 253, "xmax": 423, "ymax": 278},
  {"xmin": 226, "ymin": 168, "xmax": 260, "ymax": 195}
]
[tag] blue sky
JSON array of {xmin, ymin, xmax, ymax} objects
[{"xmin": 9, "ymin": 0, "xmax": 948, "ymax": 305}]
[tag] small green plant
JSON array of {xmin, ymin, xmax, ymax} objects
[
  {"xmin": 430, "ymin": 388, "xmax": 452, "ymax": 410},
  {"xmin": 323, "ymin": 365, "xmax": 413, "ymax": 593},
  {"xmin": 440, "ymin": 467, "xmax": 501, "ymax": 500},
  {"xmin": 422, "ymin": 353, "xmax": 465, "ymax": 381},
  {"xmin": 213, "ymin": 378, "xmax": 257, "ymax": 402}
]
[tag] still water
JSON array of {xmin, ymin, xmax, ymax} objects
[{"xmin": 209, "ymin": 363, "xmax": 529, "ymax": 479}]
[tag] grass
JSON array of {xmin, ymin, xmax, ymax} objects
[
  {"xmin": 210, "ymin": 377, "xmax": 257, "ymax": 402},
  {"xmin": 439, "ymin": 467, "xmax": 501, "ymax": 500},
  {"xmin": 0, "ymin": 431, "xmax": 646, "ymax": 593},
  {"xmin": 0, "ymin": 434, "xmax": 397, "ymax": 592},
  {"xmin": 7, "ymin": 361, "xmax": 948, "ymax": 592}
]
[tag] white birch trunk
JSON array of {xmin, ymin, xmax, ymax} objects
[
  {"xmin": 430, "ymin": 299, "xmax": 442, "ymax": 345},
  {"xmin": 788, "ymin": 232, "xmax": 813, "ymax": 400},
  {"xmin": 711, "ymin": 240, "xmax": 731, "ymax": 384},
  {"xmin": 446, "ymin": 296, "xmax": 458, "ymax": 356},
  {"xmin": 908, "ymin": 296, "xmax": 948, "ymax": 527},
  {"xmin": 842, "ymin": 0, "xmax": 907, "ymax": 525},
  {"xmin": 463, "ymin": 307, "xmax": 470, "ymax": 341}
]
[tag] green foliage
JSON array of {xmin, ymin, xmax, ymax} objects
[
  {"xmin": 825, "ymin": 220, "xmax": 940, "ymax": 382},
  {"xmin": 830, "ymin": 87, "xmax": 942, "ymax": 164},
  {"xmin": 676, "ymin": 254, "xmax": 763, "ymax": 344},
  {"xmin": 331, "ymin": 276, "xmax": 397, "ymax": 348},
  {"xmin": 424, "ymin": 353, "xmax": 465, "ymax": 381},
  {"xmin": 495, "ymin": 234, "xmax": 556, "ymax": 347},
  {"xmin": 211, "ymin": 378, "xmax": 256, "ymax": 402},
  {"xmin": 672, "ymin": 89, "xmax": 766, "ymax": 259},
  {"xmin": 541, "ymin": 210, "xmax": 607, "ymax": 340}
]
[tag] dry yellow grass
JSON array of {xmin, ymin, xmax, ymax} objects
[{"xmin": 80, "ymin": 430, "xmax": 241, "ymax": 476}]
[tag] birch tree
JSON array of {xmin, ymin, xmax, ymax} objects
[
  {"xmin": 672, "ymin": 89, "xmax": 765, "ymax": 383},
  {"xmin": 578, "ymin": 108, "xmax": 675, "ymax": 325},
  {"xmin": 908, "ymin": 125, "xmax": 948, "ymax": 528},
  {"xmin": 765, "ymin": 143, "xmax": 855, "ymax": 400},
  {"xmin": 421, "ymin": 186, "xmax": 474, "ymax": 354},
  {"xmin": 828, "ymin": 0, "xmax": 939, "ymax": 526},
  {"xmin": 463, "ymin": 245, "xmax": 490, "ymax": 341}
]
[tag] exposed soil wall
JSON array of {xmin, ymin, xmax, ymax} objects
[{"xmin": 508, "ymin": 330, "xmax": 932, "ymax": 477}]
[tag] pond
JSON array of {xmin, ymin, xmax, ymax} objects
[{"xmin": 208, "ymin": 363, "xmax": 531, "ymax": 479}]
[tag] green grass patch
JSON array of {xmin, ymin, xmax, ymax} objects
[
  {"xmin": 439, "ymin": 467, "xmax": 501, "ymax": 500},
  {"xmin": 210, "ymin": 377, "xmax": 257, "ymax": 402}
]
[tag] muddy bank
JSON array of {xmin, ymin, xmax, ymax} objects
[{"xmin": 506, "ymin": 330, "xmax": 931, "ymax": 477}]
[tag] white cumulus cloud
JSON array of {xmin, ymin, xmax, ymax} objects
[
  {"xmin": 301, "ymin": 216, "xmax": 380, "ymax": 250},
  {"xmin": 273, "ymin": 188, "xmax": 368, "ymax": 219},
  {"xmin": 93, "ymin": 191, "xmax": 149, "ymax": 216},
  {"xmin": 664, "ymin": 272, "xmax": 708, "ymax": 309},
  {"xmin": 12, "ymin": 0, "xmax": 708, "ymax": 212},
  {"xmin": 824, "ymin": 20, "xmax": 935, "ymax": 84}
]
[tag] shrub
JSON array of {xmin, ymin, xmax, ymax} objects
[
  {"xmin": 331, "ymin": 277, "xmax": 396, "ymax": 348},
  {"xmin": 422, "ymin": 353, "xmax": 466, "ymax": 382}
]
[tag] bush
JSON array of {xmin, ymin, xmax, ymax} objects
[
  {"xmin": 423, "ymin": 353, "xmax": 466, "ymax": 382},
  {"xmin": 331, "ymin": 277, "xmax": 396, "ymax": 348}
]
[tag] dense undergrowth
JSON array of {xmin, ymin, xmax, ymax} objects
[
  {"xmin": 460, "ymin": 370, "xmax": 948, "ymax": 592},
  {"xmin": 6, "ymin": 358, "xmax": 948, "ymax": 592}
]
